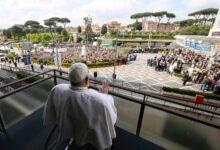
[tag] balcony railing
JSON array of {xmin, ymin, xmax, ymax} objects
[{"xmin": 0, "ymin": 68, "xmax": 220, "ymax": 149}]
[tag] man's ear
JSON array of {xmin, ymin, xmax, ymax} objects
[{"xmin": 85, "ymin": 76, "xmax": 89, "ymax": 85}]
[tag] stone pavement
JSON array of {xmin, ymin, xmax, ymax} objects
[{"xmin": 90, "ymin": 53, "xmax": 184, "ymax": 92}]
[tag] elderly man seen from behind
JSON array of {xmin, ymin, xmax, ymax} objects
[{"xmin": 43, "ymin": 63, "xmax": 117, "ymax": 150}]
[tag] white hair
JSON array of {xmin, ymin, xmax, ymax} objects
[{"xmin": 69, "ymin": 63, "xmax": 89, "ymax": 86}]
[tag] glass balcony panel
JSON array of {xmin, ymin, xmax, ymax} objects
[
  {"xmin": 113, "ymin": 96, "xmax": 140, "ymax": 134},
  {"xmin": 0, "ymin": 79, "xmax": 54, "ymax": 129},
  {"xmin": 140, "ymin": 106, "xmax": 220, "ymax": 150}
]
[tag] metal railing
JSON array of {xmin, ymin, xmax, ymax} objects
[
  {"xmin": 0, "ymin": 69, "xmax": 220, "ymax": 138},
  {"xmin": 1, "ymin": 64, "xmax": 220, "ymax": 110}
]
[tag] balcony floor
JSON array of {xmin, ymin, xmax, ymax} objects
[{"xmin": 0, "ymin": 107, "xmax": 165, "ymax": 150}]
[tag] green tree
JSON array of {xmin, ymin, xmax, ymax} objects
[
  {"xmin": 77, "ymin": 26, "xmax": 82, "ymax": 33},
  {"xmin": 24, "ymin": 20, "xmax": 43, "ymax": 34},
  {"xmin": 44, "ymin": 17, "xmax": 60, "ymax": 33},
  {"xmin": 24, "ymin": 20, "xmax": 40, "ymax": 28},
  {"xmin": 152, "ymin": 11, "xmax": 167, "ymax": 32},
  {"xmin": 3, "ymin": 28, "xmax": 12, "ymax": 38},
  {"xmin": 59, "ymin": 18, "xmax": 70, "ymax": 29},
  {"xmin": 130, "ymin": 13, "xmax": 143, "ymax": 22},
  {"xmin": 11, "ymin": 25, "xmax": 26, "ymax": 39},
  {"xmin": 61, "ymin": 29, "xmax": 69, "ymax": 41},
  {"xmin": 101, "ymin": 24, "xmax": 107, "ymax": 35},
  {"xmin": 188, "ymin": 8, "xmax": 219, "ymax": 25},
  {"xmin": 142, "ymin": 12, "xmax": 153, "ymax": 21},
  {"xmin": 83, "ymin": 17, "xmax": 93, "ymax": 42},
  {"xmin": 174, "ymin": 19, "xmax": 197, "ymax": 27},
  {"xmin": 166, "ymin": 13, "xmax": 176, "ymax": 23},
  {"xmin": 128, "ymin": 22, "xmax": 142, "ymax": 31}
]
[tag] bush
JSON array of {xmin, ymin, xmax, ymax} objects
[
  {"xmin": 77, "ymin": 36, "xmax": 83, "ymax": 43},
  {"xmin": 62, "ymin": 62, "xmax": 72, "ymax": 68},
  {"xmin": 16, "ymin": 71, "xmax": 42, "ymax": 83},
  {"xmin": 162, "ymin": 86, "xmax": 220, "ymax": 100},
  {"xmin": 38, "ymin": 55, "xmax": 54, "ymax": 65},
  {"xmin": 176, "ymin": 25, "xmax": 211, "ymax": 36},
  {"xmin": 174, "ymin": 67, "xmax": 181, "ymax": 74}
]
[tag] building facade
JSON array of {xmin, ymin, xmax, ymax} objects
[
  {"xmin": 142, "ymin": 21, "xmax": 179, "ymax": 32},
  {"xmin": 91, "ymin": 24, "xmax": 101, "ymax": 34},
  {"xmin": 106, "ymin": 21, "xmax": 121, "ymax": 31}
]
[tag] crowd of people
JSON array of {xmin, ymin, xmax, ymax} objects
[
  {"xmin": 147, "ymin": 48, "xmax": 220, "ymax": 94},
  {"xmin": 30, "ymin": 44, "xmax": 116, "ymax": 64}
]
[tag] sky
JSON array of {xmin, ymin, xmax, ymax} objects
[{"xmin": 0, "ymin": 0, "xmax": 220, "ymax": 28}]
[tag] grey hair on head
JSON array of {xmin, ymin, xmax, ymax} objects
[{"xmin": 69, "ymin": 63, "xmax": 89, "ymax": 86}]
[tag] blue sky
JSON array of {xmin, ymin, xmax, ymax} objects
[{"xmin": 0, "ymin": 0, "xmax": 220, "ymax": 28}]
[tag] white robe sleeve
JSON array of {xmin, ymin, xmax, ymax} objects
[{"xmin": 104, "ymin": 95, "xmax": 117, "ymax": 125}]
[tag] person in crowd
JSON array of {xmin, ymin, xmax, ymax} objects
[
  {"xmin": 31, "ymin": 64, "xmax": 34, "ymax": 72},
  {"xmin": 182, "ymin": 71, "xmax": 190, "ymax": 86},
  {"xmin": 43, "ymin": 63, "xmax": 117, "ymax": 150},
  {"xmin": 14, "ymin": 62, "xmax": 17, "ymax": 68},
  {"xmin": 40, "ymin": 64, "xmax": 44, "ymax": 71},
  {"xmin": 213, "ymin": 79, "xmax": 220, "ymax": 94}
]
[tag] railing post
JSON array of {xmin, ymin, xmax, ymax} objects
[
  {"xmin": 136, "ymin": 95, "xmax": 146, "ymax": 136},
  {"xmin": 0, "ymin": 114, "xmax": 6, "ymax": 134},
  {"xmin": 53, "ymin": 70, "xmax": 57, "ymax": 86}
]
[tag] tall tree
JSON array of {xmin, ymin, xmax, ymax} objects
[
  {"xmin": 24, "ymin": 20, "xmax": 40, "ymax": 28},
  {"xmin": 142, "ymin": 12, "xmax": 152, "ymax": 21},
  {"xmin": 130, "ymin": 13, "xmax": 143, "ymax": 22},
  {"xmin": 166, "ymin": 13, "xmax": 176, "ymax": 23},
  {"xmin": 44, "ymin": 19, "xmax": 55, "ymax": 32},
  {"xmin": 101, "ymin": 24, "xmax": 107, "ymax": 35},
  {"xmin": 188, "ymin": 8, "xmax": 218, "ymax": 25},
  {"xmin": 77, "ymin": 26, "xmax": 82, "ymax": 33},
  {"xmin": 24, "ymin": 20, "xmax": 43, "ymax": 33},
  {"xmin": 153, "ymin": 11, "xmax": 167, "ymax": 32},
  {"xmin": 59, "ymin": 18, "xmax": 70, "ymax": 29},
  {"xmin": 3, "ymin": 28, "xmax": 12, "ymax": 38},
  {"xmin": 11, "ymin": 25, "xmax": 26, "ymax": 39},
  {"xmin": 83, "ymin": 17, "xmax": 93, "ymax": 42}
]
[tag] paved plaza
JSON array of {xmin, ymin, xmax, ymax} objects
[{"xmin": 90, "ymin": 53, "xmax": 184, "ymax": 92}]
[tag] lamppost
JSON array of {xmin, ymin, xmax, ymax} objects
[
  {"xmin": 148, "ymin": 32, "xmax": 152, "ymax": 48},
  {"xmin": 112, "ymin": 29, "xmax": 119, "ymax": 80},
  {"xmin": 82, "ymin": 16, "xmax": 92, "ymax": 63}
]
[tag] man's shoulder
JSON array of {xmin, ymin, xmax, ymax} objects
[{"xmin": 53, "ymin": 84, "xmax": 70, "ymax": 92}]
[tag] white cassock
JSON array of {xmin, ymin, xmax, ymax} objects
[{"xmin": 43, "ymin": 84, "xmax": 117, "ymax": 150}]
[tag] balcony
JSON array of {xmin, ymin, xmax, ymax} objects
[{"xmin": 0, "ymin": 67, "xmax": 220, "ymax": 150}]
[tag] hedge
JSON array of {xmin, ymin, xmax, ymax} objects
[
  {"xmin": 32, "ymin": 58, "xmax": 114, "ymax": 68},
  {"xmin": 116, "ymin": 34, "xmax": 174, "ymax": 40},
  {"xmin": 162, "ymin": 86, "xmax": 220, "ymax": 100},
  {"xmin": 62, "ymin": 62, "xmax": 72, "ymax": 68},
  {"xmin": 87, "ymin": 61, "xmax": 114, "ymax": 68},
  {"xmin": 16, "ymin": 71, "xmax": 42, "ymax": 83},
  {"xmin": 61, "ymin": 61, "xmax": 114, "ymax": 68}
]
